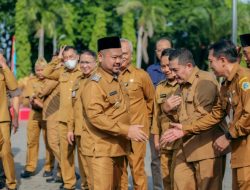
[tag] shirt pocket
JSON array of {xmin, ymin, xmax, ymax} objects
[
  {"xmin": 59, "ymin": 74, "xmax": 69, "ymax": 83},
  {"xmin": 128, "ymin": 82, "xmax": 142, "ymax": 99},
  {"xmin": 107, "ymin": 92, "xmax": 121, "ymax": 110},
  {"xmin": 185, "ymin": 92, "xmax": 195, "ymax": 114},
  {"xmin": 157, "ymin": 97, "xmax": 165, "ymax": 104}
]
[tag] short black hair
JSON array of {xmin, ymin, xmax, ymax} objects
[
  {"xmin": 169, "ymin": 48, "xmax": 195, "ymax": 66},
  {"xmin": 80, "ymin": 49, "xmax": 97, "ymax": 59},
  {"xmin": 64, "ymin": 46, "xmax": 77, "ymax": 54},
  {"xmin": 161, "ymin": 48, "xmax": 175, "ymax": 58},
  {"xmin": 208, "ymin": 40, "xmax": 238, "ymax": 63}
]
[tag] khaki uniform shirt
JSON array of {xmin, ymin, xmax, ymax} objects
[
  {"xmin": 37, "ymin": 79, "xmax": 60, "ymax": 121},
  {"xmin": 183, "ymin": 64, "xmax": 250, "ymax": 168},
  {"xmin": 22, "ymin": 76, "xmax": 44, "ymax": 121},
  {"xmin": 42, "ymin": 58, "xmax": 82, "ymax": 124},
  {"xmin": 82, "ymin": 67, "xmax": 131, "ymax": 157},
  {"xmin": 69, "ymin": 73, "xmax": 94, "ymax": 156},
  {"xmin": 120, "ymin": 64, "xmax": 155, "ymax": 135},
  {"xmin": 0, "ymin": 67, "xmax": 18, "ymax": 122},
  {"xmin": 179, "ymin": 67, "xmax": 225, "ymax": 162},
  {"xmin": 70, "ymin": 75, "xmax": 88, "ymax": 135},
  {"xmin": 151, "ymin": 79, "xmax": 180, "ymax": 151}
]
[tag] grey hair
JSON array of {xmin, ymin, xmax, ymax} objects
[{"xmin": 120, "ymin": 38, "xmax": 133, "ymax": 53}]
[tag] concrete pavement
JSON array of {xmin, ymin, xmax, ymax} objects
[{"xmin": 0, "ymin": 121, "xmax": 232, "ymax": 190}]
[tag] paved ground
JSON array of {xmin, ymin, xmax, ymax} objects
[{"xmin": 1, "ymin": 121, "xmax": 232, "ymax": 190}]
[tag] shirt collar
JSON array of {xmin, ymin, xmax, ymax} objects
[
  {"xmin": 227, "ymin": 64, "xmax": 240, "ymax": 81},
  {"xmin": 98, "ymin": 67, "xmax": 118, "ymax": 83},
  {"xmin": 166, "ymin": 79, "xmax": 178, "ymax": 87},
  {"xmin": 186, "ymin": 66, "xmax": 199, "ymax": 85},
  {"xmin": 120, "ymin": 64, "xmax": 136, "ymax": 75}
]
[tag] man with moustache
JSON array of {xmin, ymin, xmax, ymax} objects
[
  {"xmin": 160, "ymin": 48, "xmax": 227, "ymax": 190},
  {"xmin": 82, "ymin": 36, "xmax": 148, "ymax": 189},
  {"xmin": 161, "ymin": 40, "xmax": 250, "ymax": 190}
]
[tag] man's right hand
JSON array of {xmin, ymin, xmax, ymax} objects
[
  {"xmin": 162, "ymin": 95, "xmax": 181, "ymax": 113},
  {"xmin": 127, "ymin": 125, "xmax": 148, "ymax": 142},
  {"xmin": 58, "ymin": 45, "xmax": 66, "ymax": 59},
  {"xmin": 67, "ymin": 131, "xmax": 74, "ymax": 145}
]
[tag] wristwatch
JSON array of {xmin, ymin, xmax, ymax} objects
[{"xmin": 225, "ymin": 131, "xmax": 233, "ymax": 140}]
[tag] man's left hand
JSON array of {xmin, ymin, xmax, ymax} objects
[
  {"xmin": 12, "ymin": 118, "xmax": 19, "ymax": 134},
  {"xmin": 213, "ymin": 135, "xmax": 230, "ymax": 152},
  {"xmin": 160, "ymin": 128, "xmax": 185, "ymax": 147}
]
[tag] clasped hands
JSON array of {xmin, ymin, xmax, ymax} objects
[{"xmin": 160, "ymin": 123, "xmax": 230, "ymax": 152}]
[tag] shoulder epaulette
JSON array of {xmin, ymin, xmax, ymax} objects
[
  {"xmin": 91, "ymin": 73, "xmax": 102, "ymax": 82},
  {"xmin": 157, "ymin": 79, "xmax": 167, "ymax": 86}
]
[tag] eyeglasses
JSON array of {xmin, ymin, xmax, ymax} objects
[{"xmin": 80, "ymin": 61, "xmax": 95, "ymax": 65}]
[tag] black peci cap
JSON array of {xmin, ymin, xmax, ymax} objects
[
  {"xmin": 240, "ymin": 34, "xmax": 250, "ymax": 47},
  {"xmin": 97, "ymin": 36, "xmax": 121, "ymax": 52}
]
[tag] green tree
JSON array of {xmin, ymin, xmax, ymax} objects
[
  {"xmin": 26, "ymin": 0, "xmax": 75, "ymax": 57},
  {"xmin": 88, "ymin": 7, "xmax": 107, "ymax": 52},
  {"xmin": 117, "ymin": 0, "xmax": 168, "ymax": 68},
  {"xmin": 122, "ymin": 12, "xmax": 137, "ymax": 66},
  {"xmin": 0, "ymin": 0, "xmax": 17, "ymax": 62},
  {"xmin": 15, "ymin": 0, "xmax": 32, "ymax": 78}
]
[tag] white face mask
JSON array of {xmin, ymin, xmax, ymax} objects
[{"xmin": 64, "ymin": 59, "xmax": 78, "ymax": 70}]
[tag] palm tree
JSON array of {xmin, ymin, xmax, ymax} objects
[
  {"xmin": 117, "ymin": 0, "xmax": 167, "ymax": 68},
  {"xmin": 27, "ymin": 0, "xmax": 74, "ymax": 57}
]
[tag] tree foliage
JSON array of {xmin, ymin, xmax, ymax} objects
[
  {"xmin": 0, "ymin": 0, "xmax": 249, "ymax": 76},
  {"xmin": 15, "ymin": 0, "xmax": 32, "ymax": 78},
  {"xmin": 122, "ymin": 12, "xmax": 137, "ymax": 66},
  {"xmin": 88, "ymin": 7, "xmax": 107, "ymax": 52}
]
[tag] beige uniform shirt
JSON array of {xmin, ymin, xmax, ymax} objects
[
  {"xmin": 151, "ymin": 79, "xmax": 180, "ymax": 150},
  {"xmin": 0, "ymin": 67, "xmax": 18, "ymax": 122},
  {"xmin": 22, "ymin": 76, "xmax": 44, "ymax": 121},
  {"xmin": 178, "ymin": 67, "xmax": 225, "ymax": 162},
  {"xmin": 37, "ymin": 79, "xmax": 60, "ymax": 121},
  {"xmin": 183, "ymin": 64, "xmax": 250, "ymax": 168},
  {"xmin": 69, "ymin": 74, "xmax": 94, "ymax": 156},
  {"xmin": 42, "ymin": 58, "xmax": 82, "ymax": 124},
  {"xmin": 120, "ymin": 64, "xmax": 155, "ymax": 135},
  {"xmin": 82, "ymin": 67, "xmax": 131, "ymax": 157}
]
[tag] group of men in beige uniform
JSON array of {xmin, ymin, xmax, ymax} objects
[{"xmin": 0, "ymin": 33, "xmax": 250, "ymax": 190}]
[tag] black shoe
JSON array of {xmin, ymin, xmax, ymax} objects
[
  {"xmin": 59, "ymin": 183, "xmax": 75, "ymax": 190},
  {"xmin": 43, "ymin": 170, "xmax": 53, "ymax": 177},
  {"xmin": 46, "ymin": 176, "xmax": 63, "ymax": 183},
  {"xmin": 46, "ymin": 177, "xmax": 55, "ymax": 183},
  {"xmin": 20, "ymin": 170, "xmax": 34, "ymax": 178},
  {"xmin": 54, "ymin": 176, "xmax": 63, "ymax": 183},
  {"xmin": 59, "ymin": 183, "xmax": 64, "ymax": 189},
  {"xmin": 7, "ymin": 189, "xmax": 17, "ymax": 190}
]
